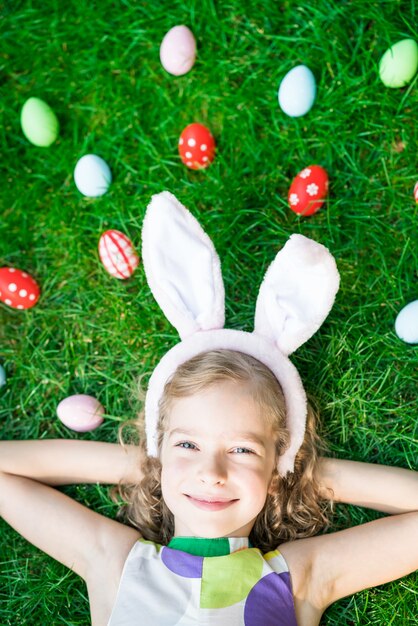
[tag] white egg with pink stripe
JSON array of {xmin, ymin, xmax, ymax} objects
[{"xmin": 98, "ymin": 229, "xmax": 139, "ymax": 279}]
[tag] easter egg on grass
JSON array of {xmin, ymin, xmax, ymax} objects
[
  {"xmin": 21, "ymin": 97, "xmax": 59, "ymax": 147},
  {"xmin": 0, "ymin": 364, "xmax": 6, "ymax": 387},
  {"xmin": 0, "ymin": 267, "xmax": 40, "ymax": 309},
  {"xmin": 288, "ymin": 165, "xmax": 329, "ymax": 216},
  {"xmin": 160, "ymin": 25, "xmax": 196, "ymax": 76},
  {"xmin": 57, "ymin": 394, "xmax": 105, "ymax": 432},
  {"xmin": 99, "ymin": 230, "xmax": 139, "ymax": 279},
  {"xmin": 278, "ymin": 65, "xmax": 316, "ymax": 117},
  {"xmin": 178, "ymin": 123, "xmax": 215, "ymax": 169},
  {"xmin": 74, "ymin": 154, "xmax": 112, "ymax": 197},
  {"xmin": 379, "ymin": 39, "xmax": 418, "ymax": 88},
  {"xmin": 414, "ymin": 182, "xmax": 418, "ymax": 202},
  {"xmin": 395, "ymin": 300, "xmax": 418, "ymax": 344}
]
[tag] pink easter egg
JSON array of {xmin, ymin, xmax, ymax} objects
[
  {"xmin": 160, "ymin": 25, "xmax": 196, "ymax": 76},
  {"xmin": 57, "ymin": 394, "xmax": 104, "ymax": 432}
]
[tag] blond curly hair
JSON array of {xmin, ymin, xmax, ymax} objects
[{"xmin": 114, "ymin": 349, "xmax": 333, "ymax": 553}]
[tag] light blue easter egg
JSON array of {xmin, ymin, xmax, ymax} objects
[
  {"xmin": 74, "ymin": 154, "xmax": 112, "ymax": 197},
  {"xmin": 278, "ymin": 65, "xmax": 316, "ymax": 117},
  {"xmin": 0, "ymin": 364, "xmax": 6, "ymax": 387},
  {"xmin": 395, "ymin": 300, "xmax": 418, "ymax": 344}
]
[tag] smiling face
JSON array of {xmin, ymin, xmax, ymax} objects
[{"xmin": 160, "ymin": 381, "xmax": 277, "ymax": 539}]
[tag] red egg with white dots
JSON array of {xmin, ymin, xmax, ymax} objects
[
  {"xmin": 98, "ymin": 230, "xmax": 139, "ymax": 279},
  {"xmin": 178, "ymin": 123, "xmax": 215, "ymax": 169},
  {"xmin": 288, "ymin": 165, "xmax": 329, "ymax": 216},
  {"xmin": 0, "ymin": 267, "xmax": 40, "ymax": 309},
  {"xmin": 414, "ymin": 182, "xmax": 418, "ymax": 202}
]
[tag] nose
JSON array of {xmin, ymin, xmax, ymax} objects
[{"xmin": 197, "ymin": 453, "xmax": 227, "ymax": 485}]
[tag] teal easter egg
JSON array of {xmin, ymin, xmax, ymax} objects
[
  {"xmin": 0, "ymin": 364, "xmax": 6, "ymax": 387},
  {"xmin": 21, "ymin": 97, "xmax": 59, "ymax": 146},
  {"xmin": 379, "ymin": 39, "xmax": 418, "ymax": 88}
]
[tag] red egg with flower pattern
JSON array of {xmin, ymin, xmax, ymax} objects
[{"xmin": 288, "ymin": 165, "xmax": 329, "ymax": 216}]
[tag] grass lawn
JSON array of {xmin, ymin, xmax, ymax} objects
[{"xmin": 0, "ymin": 0, "xmax": 417, "ymax": 624}]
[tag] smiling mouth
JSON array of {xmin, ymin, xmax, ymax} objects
[{"xmin": 185, "ymin": 495, "xmax": 238, "ymax": 510}]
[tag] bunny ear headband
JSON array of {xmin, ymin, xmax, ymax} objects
[{"xmin": 142, "ymin": 191, "xmax": 340, "ymax": 475}]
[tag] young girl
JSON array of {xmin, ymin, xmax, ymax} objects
[
  {"xmin": 1, "ymin": 192, "xmax": 417, "ymax": 625},
  {"xmin": 0, "ymin": 348, "xmax": 417, "ymax": 626}
]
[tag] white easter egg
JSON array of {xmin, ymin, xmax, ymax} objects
[
  {"xmin": 278, "ymin": 65, "xmax": 316, "ymax": 117},
  {"xmin": 74, "ymin": 154, "xmax": 112, "ymax": 197},
  {"xmin": 57, "ymin": 394, "xmax": 105, "ymax": 432},
  {"xmin": 160, "ymin": 25, "xmax": 196, "ymax": 76},
  {"xmin": 395, "ymin": 300, "xmax": 418, "ymax": 344}
]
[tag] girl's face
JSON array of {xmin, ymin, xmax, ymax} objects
[{"xmin": 160, "ymin": 381, "xmax": 276, "ymax": 538}]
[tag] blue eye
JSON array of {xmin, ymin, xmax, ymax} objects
[
  {"xmin": 233, "ymin": 447, "xmax": 254, "ymax": 454},
  {"xmin": 177, "ymin": 441, "xmax": 196, "ymax": 450}
]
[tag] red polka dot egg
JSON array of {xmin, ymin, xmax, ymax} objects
[
  {"xmin": 178, "ymin": 123, "xmax": 215, "ymax": 169},
  {"xmin": 288, "ymin": 165, "xmax": 329, "ymax": 216},
  {"xmin": 0, "ymin": 267, "xmax": 40, "ymax": 309},
  {"xmin": 98, "ymin": 230, "xmax": 139, "ymax": 279}
]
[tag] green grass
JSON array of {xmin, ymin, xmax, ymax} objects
[{"xmin": 1, "ymin": 0, "xmax": 417, "ymax": 623}]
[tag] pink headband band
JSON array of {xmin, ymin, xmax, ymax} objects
[{"xmin": 142, "ymin": 191, "xmax": 340, "ymax": 475}]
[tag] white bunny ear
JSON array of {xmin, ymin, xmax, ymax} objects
[
  {"xmin": 142, "ymin": 191, "xmax": 225, "ymax": 339},
  {"xmin": 254, "ymin": 234, "xmax": 340, "ymax": 355}
]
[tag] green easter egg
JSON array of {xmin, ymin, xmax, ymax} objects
[
  {"xmin": 21, "ymin": 97, "xmax": 59, "ymax": 147},
  {"xmin": 379, "ymin": 38, "xmax": 418, "ymax": 88}
]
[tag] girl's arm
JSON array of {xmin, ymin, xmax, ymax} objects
[
  {"xmin": 281, "ymin": 509, "xmax": 418, "ymax": 613},
  {"xmin": 0, "ymin": 440, "xmax": 142, "ymax": 585},
  {"xmin": 317, "ymin": 457, "xmax": 418, "ymax": 514},
  {"xmin": 0, "ymin": 439, "xmax": 143, "ymax": 486},
  {"xmin": 281, "ymin": 459, "xmax": 418, "ymax": 614}
]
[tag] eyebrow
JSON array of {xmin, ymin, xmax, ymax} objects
[{"xmin": 168, "ymin": 428, "xmax": 267, "ymax": 449}]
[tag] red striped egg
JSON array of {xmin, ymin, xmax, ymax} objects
[
  {"xmin": 98, "ymin": 230, "xmax": 139, "ymax": 279},
  {"xmin": 0, "ymin": 267, "xmax": 40, "ymax": 309},
  {"xmin": 288, "ymin": 165, "xmax": 329, "ymax": 216},
  {"xmin": 414, "ymin": 182, "xmax": 418, "ymax": 202}
]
